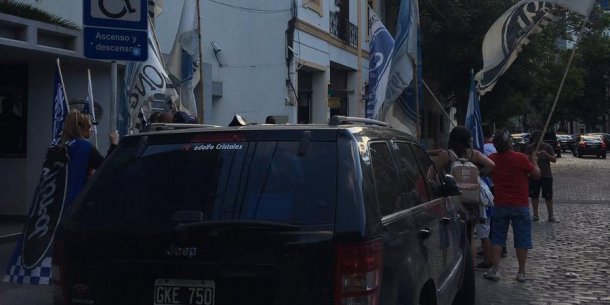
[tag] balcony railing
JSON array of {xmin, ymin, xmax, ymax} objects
[{"xmin": 329, "ymin": 11, "xmax": 358, "ymax": 47}]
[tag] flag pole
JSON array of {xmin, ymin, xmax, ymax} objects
[
  {"xmin": 413, "ymin": 0, "xmax": 421, "ymax": 141},
  {"xmin": 534, "ymin": 14, "xmax": 589, "ymax": 153},
  {"xmin": 422, "ymin": 79, "xmax": 456, "ymax": 128},
  {"xmin": 87, "ymin": 69, "xmax": 98, "ymax": 149},
  {"xmin": 110, "ymin": 61, "xmax": 117, "ymax": 133},
  {"xmin": 196, "ymin": 0, "xmax": 205, "ymax": 123},
  {"xmin": 56, "ymin": 58, "xmax": 69, "ymax": 111}
]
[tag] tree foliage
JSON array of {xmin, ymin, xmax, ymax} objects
[{"xmin": 415, "ymin": 1, "xmax": 610, "ymax": 132}]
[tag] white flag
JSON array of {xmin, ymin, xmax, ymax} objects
[
  {"xmin": 126, "ymin": 17, "xmax": 178, "ymax": 132},
  {"xmin": 475, "ymin": 2, "xmax": 559, "ymax": 95},
  {"xmin": 167, "ymin": 0, "xmax": 200, "ymax": 117}
]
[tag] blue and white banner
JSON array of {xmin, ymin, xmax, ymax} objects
[
  {"xmin": 126, "ymin": 16, "xmax": 179, "ymax": 132},
  {"xmin": 366, "ymin": 7, "xmax": 394, "ymax": 119},
  {"xmin": 466, "ymin": 69, "xmax": 484, "ymax": 153},
  {"xmin": 51, "ymin": 59, "xmax": 69, "ymax": 146},
  {"xmin": 167, "ymin": 0, "xmax": 200, "ymax": 118},
  {"xmin": 375, "ymin": 0, "xmax": 421, "ymax": 136},
  {"xmin": 475, "ymin": 1, "xmax": 559, "ymax": 95},
  {"xmin": 3, "ymin": 144, "xmax": 69, "ymax": 285}
]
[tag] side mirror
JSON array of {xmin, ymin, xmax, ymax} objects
[{"xmin": 437, "ymin": 174, "xmax": 462, "ymax": 197}]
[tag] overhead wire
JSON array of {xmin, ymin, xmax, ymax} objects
[{"xmin": 206, "ymin": 0, "xmax": 319, "ymax": 14}]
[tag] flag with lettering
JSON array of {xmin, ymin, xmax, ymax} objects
[
  {"xmin": 3, "ymin": 60, "xmax": 70, "ymax": 285},
  {"xmin": 167, "ymin": 0, "xmax": 200, "ymax": 118},
  {"xmin": 475, "ymin": 1, "xmax": 560, "ymax": 95},
  {"xmin": 126, "ymin": 16, "xmax": 179, "ymax": 132}
]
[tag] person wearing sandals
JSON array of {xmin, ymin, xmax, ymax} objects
[
  {"xmin": 484, "ymin": 129, "xmax": 541, "ymax": 283},
  {"xmin": 525, "ymin": 131, "xmax": 558, "ymax": 222}
]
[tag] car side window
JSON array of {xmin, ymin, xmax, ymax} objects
[
  {"xmin": 409, "ymin": 144, "xmax": 442, "ymax": 201},
  {"xmin": 393, "ymin": 142, "xmax": 429, "ymax": 207},
  {"xmin": 369, "ymin": 142, "xmax": 405, "ymax": 216}
]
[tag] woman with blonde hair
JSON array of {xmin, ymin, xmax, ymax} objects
[{"xmin": 61, "ymin": 109, "xmax": 119, "ymax": 204}]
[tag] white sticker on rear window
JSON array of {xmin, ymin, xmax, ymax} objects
[{"xmin": 193, "ymin": 143, "xmax": 244, "ymax": 151}]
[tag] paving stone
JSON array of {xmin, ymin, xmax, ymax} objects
[{"xmin": 475, "ymin": 154, "xmax": 610, "ymax": 305}]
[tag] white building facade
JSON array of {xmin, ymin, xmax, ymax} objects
[{"xmin": 0, "ymin": 0, "xmax": 372, "ymax": 216}]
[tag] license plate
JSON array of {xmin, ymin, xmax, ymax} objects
[{"xmin": 154, "ymin": 279, "xmax": 215, "ymax": 305}]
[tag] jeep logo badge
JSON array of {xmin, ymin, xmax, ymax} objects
[{"xmin": 166, "ymin": 244, "xmax": 197, "ymax": 258}]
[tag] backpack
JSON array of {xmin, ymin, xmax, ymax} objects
[{"xmin": 447, "ymin": 149, "xmax": 481, "ymax": 204}]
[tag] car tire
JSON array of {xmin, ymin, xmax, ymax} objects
[
  {"xmin": 577, "ymin": 151, "xmax": 582, "ymax": 158},
  {"xmin": 452, "ymin": 241, "xmax": 475, "ymax": 305},
  {"xmin": 603, "ymin": 154, "xmax": 607, "ymax": 159}
]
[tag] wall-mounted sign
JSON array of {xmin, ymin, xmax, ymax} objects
[
  {"xmin": 328, "ymin": 97, "xmax": 341, "ymax": 109},
  {"xmin": 83, "ymin": 0, "xmax": 148, "ymax": 61}
]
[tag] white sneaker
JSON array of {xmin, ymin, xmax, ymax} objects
[
  {"xmin": 484, "ymin": 269, "xmax": 501, "ymax": 281},
  {"xmin": 516, "ymin": 273, "xmax": 527, "ymax": 282}
]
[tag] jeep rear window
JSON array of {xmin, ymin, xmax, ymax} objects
[{"xmin": 71, "ymin": 138, "xmax": 338, "ymax": 225}]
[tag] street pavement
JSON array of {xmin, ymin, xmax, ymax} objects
[
  {"xmin": 475, "ymin": 152, "xmax": 610, "ymax": 305},
  {"xmin": 0, "ymin": 152, "xmax": 609, "ymax": 304}
]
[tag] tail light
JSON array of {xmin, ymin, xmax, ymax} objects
[
  {"xmin": 579, "ymin": 142, "xmax": 586, "ymax": 148},
  {"xmin": 335, "ymin": 240, "xmax": 383, "ymax": 305},
  {"xmin": 52, "ymin": 238, "xmax": 68, "ymax": 305},
  {"xmin": 602, "ymin": 142, "xmax": 607, "ymax": 148}
]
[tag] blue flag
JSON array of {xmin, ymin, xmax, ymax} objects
[
  {"xmin": 466, "ymin": 69, "xmax": 484, "ymax": 153},
  {"xmin": 366, "ymin": 8, "xmax": 395, "ymax": 119},
  {"xmin": 376, "ymin": 0, "xmax": 421, "ymax": 136},
  {"xmin": 51, "ymin": 62, "xmax": 69, "ymax": 145},
  {"xmin": 3, "ymin": 59, "xmax": 69, "ymax": 285}
]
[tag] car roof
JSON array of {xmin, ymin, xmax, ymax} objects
[{"xmin": 127, "ymin": 118, "xmax": 419, "ymax": 144}]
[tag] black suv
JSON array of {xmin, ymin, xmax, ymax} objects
[{"xmin": 53, "ymin": 117, "xmax": 474, "ymax": 305}]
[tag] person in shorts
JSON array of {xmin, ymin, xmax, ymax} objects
[
  {"xmin": 525, "ymin": 132, "xmax": 558, "ymax": 222},
  {"xmin": 484, "ymin": 129, "xmax": 540, "ymax": 283}
]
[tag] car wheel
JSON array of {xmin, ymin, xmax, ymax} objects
[
  {"xmin": 577, "ymin": 151, "xmax": 582, "ymax": 158},
  {"xmin": 452, "ymin": 241, "xmax": 475, "ymax": 305}
]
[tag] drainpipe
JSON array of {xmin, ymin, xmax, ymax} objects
[{"xmin": 356, "ymin": 0, "xmax": 363, "ymax": 117}]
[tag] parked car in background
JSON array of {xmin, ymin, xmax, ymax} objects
[
  {"xmin": 543, "ymin": 132, "xmax": 561, "ymax": 158},
  {"xmin": 53, "ymin": 117, "xmax": 475, "ymax": 305},
  {"xmin": 585, "ymin": 133, "xmax": 610, "ymax": 151},
  {"xmin": 573, "ymin": 134, "xmax": 607, "ymax": 158},
  {"xmin": 557, "ymin": 134, "xmax": 575, "ymax": 152},
  {"xmin": 511, "ymin": 133, "xmax": 531, "ymax": 153}
]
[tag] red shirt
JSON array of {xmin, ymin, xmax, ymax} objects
[{"xmin": 489, "ymin": 151, "xmax": 535, "ymax": 207}]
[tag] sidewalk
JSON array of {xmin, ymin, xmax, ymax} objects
[{"xmin": 0, "ymin": 217, "xmax": 24, "ymax": 245}]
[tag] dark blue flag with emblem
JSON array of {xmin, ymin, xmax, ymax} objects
[{"xmin": 3, "ymin": 59, "xmax": 70, "ymax": 285}]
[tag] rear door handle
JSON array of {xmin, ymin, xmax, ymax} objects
[
  {"xmin": 417, "ymin": 228, "xmax": 432, "ymax": 240},
  {"xmin": 440, "ymin": 217, "xmax": 451, "ymax": 225}
]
